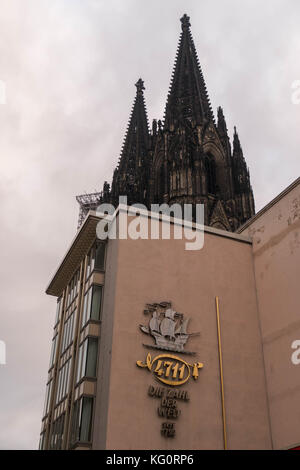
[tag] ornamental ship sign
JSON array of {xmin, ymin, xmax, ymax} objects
[
  {"xmin": 137, "ymin": 302, "xmax": 204, "ymax": 387},
  {"xmin": 139, "ymin": 301, "xmax": 200, "ymax": 354}
]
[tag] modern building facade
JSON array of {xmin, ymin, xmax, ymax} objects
[
  {"xmin": 39, "ymin": 14, "xmax": 300, "ymax": 450},
  {"xmin": 39, "ymin": 234, "xmax": 106, "ymax": 450},
  {"xmin": 40, "ymin": 178, "xmax": 300, "ymax": 450}
]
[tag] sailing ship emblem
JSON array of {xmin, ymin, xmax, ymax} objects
[{"xmin": 139, "ymin": 302, "xmax": 199, "ymax": 355}]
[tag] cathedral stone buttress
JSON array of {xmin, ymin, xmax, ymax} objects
[{"xmin": 102, "ymin": 14, "xmax": 255, "ymax": 232}]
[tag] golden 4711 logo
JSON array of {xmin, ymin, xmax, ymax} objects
[{"xmin": 137, "ymin": 353, "xmax": 203, "ymax": 386}]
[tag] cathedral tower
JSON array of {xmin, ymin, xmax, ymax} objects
[
  {"xmin": 150, "ymin": 14, "xmax": 254, "ymax": 230},
  {"xmin": 110, "ymin": 79, "xmax": 151, "ymax": 207},
  {"xmin": 81, "ymin": 14, "xmax": 255, "ymax": 231}
]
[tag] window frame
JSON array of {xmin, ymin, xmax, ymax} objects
[
  {"xmin": 85, "ymin": 242, "xmax": 106, "ymax": 283},
  {"xmin": 70, "ymin": 396, "xmax": 94, "ymax": 447},
  {"xmin": 76, "ymin": 336, "xmax": 99, "ymax": 385},
  {"xmin": 49, "ymin": 413, "xmax": 65, "ymax": 450},
  {"xmin": 81, "ymin": 284, "xmax": 103, "ymax": 330},
  {"xmin": 61, "ymin": 308, "xmax": 76, "ymax": 354},
  {"xmin": 42, "ymin": 379, "xmax": 53, "ymax": 418},
  {"xmin": 55, "ymin": 358, "xmax": 71, "ymax": 405}
]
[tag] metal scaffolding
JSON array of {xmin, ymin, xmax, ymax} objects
[{"xmin": 76, "ymin": 192, "xmax": 103, "ymax": 230}]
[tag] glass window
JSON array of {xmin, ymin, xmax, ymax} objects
[
  {"xmin": 66, "ymin": 270, "xmax": 80, "ymax": 308},
  {"xmin": 86, "ymin": 243, "xmax": 105, "ymax": 280},
  {"xmin": 76, "ymin": 337, "xmax": 98, "ymax": 384},
  {"xmin": 95, "ymin": 242, "xmax": 105, "ymax": 270},
  {"xmin": 61, "ymin": 310, "xmax": 75, "ymax": 353},
  {"xmin": 85, "ymin": 247, "xmax": 95, "ymax": 280},
  {"xmin": 86, "ymin": 338, "xmax": 98, "ymax": 377},
  {"xmin": 91, "ymin": 285, "xmax": 102, "ymax": 320},
  {"xmin": 39, "ymin": 432, "xmax": 46, "ymax": 450},
  {"xmin": 49, "ymin": 334, "xmax": 58, "ymax": 369},
  {"xmin": 42, "ymin": 379, "xmax": 53, "ymax": 417},
  {"xmin": 76, "ymin": 340, "xmax": 87, "ymax": 384},
  {"xmin": 70, "ymin": 397, "xmax": 93, "ymax": 445},
  {"xmin": 80, "ymin": 398, "xmax": 93, "ymax": 442},
  {"xmin": 81, "ymin": 288, "xmax": 92, "ymax": 328},
  {"xmin": 81, "ymin": 285, "xmax": 102, "ymax": 328},
  {"xmin": 56, "ymin": 359, "xmax": 71, "ymax": 404},
  {"xmin": 55, "ymin": 297, "xmax": 62, "ymax": 325},
  {"xmin": 50, "ymin": 414, "xmax": 65, "ymax": 450}
]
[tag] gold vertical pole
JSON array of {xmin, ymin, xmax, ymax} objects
[{"xmin": 215, "ymin": 296, "xmax": 227, "ymax": 450}]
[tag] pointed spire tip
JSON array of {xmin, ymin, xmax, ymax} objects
[
  {"xmin": 135, "ymin": 78, "xmax": 145, "ymax": 93},
  {"xmin": 180, "ymin": 14, "xmax": 191, "ymax": 31}
]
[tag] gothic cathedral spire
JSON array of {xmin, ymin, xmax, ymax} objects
[
  {"xmin": 164, "ymin": 14, "xmax": 214, "ymax": 130},
  {"xmin": 111, "ymin": 79, "xmax": 150, "ymax": 206},
  {"xmin": 99, "ymin": 15, "xmax": 255, "ymax": 232}
]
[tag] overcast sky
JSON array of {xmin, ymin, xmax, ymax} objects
[{"xmin": 0, "ymin": 0, "xmax": 299, "ymax": 449}]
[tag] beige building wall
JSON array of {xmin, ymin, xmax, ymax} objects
[
  {"xmin": 94, "ymin": 218, "xmax": 272, "ymax": 449},
  {"xmin": 43, "ymin": 179, "xmax": 300, "ymax": 450},
  {"xmin": 240, "ymin": 178, "xmax": 300, "ymax": 449}
]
